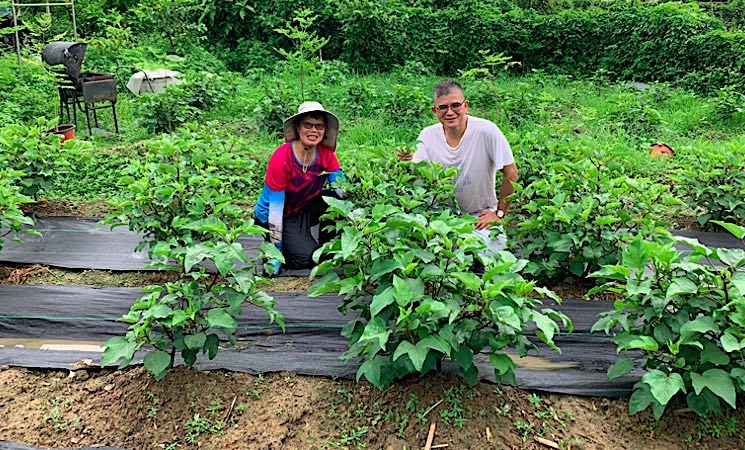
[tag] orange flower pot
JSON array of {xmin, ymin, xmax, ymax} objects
[{"xmin": 44, "ymin": 124, "xmax": 76, "ymax": 143}]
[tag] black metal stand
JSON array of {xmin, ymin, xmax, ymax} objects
[{"xmin": 82, "ymin": 100, "xmax": 119, "ymax": 135}]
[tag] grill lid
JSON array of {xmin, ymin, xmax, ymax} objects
[{"xmin": 41, "ymin": 42, "xmax": 88, "ymax": 78}]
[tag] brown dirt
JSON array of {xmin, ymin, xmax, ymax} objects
[
  {"xmin": 21, "ymin": 199, "xmax": 113, "ymax": 218},
  {"xmin": 1, "ymin": 366, "xmax": 743, "ymax": 450}
]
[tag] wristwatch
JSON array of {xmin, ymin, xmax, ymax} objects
[{"xmin": 496, "ymin": 210, "xmax": 505, "ymax": 219}]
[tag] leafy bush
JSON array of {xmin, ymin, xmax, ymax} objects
[
  {"xmin": 590, "ymin": 226, "xmax": 745, "ymax": 418},
  {"xmin": 509, "ymin": 156, "xmax": 678, "ymax": 282},
  {"xmin": 133, "ymin": 73, "xmax": 231, "ymax": 133},
  {"xmin": 0, "ymin": 169, "xmax": 36, "ymax": 251},
  {"xmin": 0, "ymin": 119, "xmax": 85, "ymax": 199},
  {"xmin": 678, "ymin": 153, "xmax": 745, "ymax": 229},
  {"xmin": 101, "ymin": 125, "xmax": 282, "ymax": 379},
  {"xmin": 310, "ymin": 157, "xmax": 571, "ymax": 389}
]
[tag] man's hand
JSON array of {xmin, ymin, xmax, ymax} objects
[
  {"xmin": 475, "ymin": 210, "xmax": 501, "ymax": 230},
  {"xmin": 396, "ymin": 145, "xmax": 414, "ymax": 162}
]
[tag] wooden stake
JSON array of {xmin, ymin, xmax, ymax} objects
[
  {"xmin": 224, "ymin": 396, "xmax": 238, "ymax": 423},
  {"xmin": 534, "ymin": 436, "xmax": 559, "ymax": 449},
  {"xmin": 424, "ymin": 422, "xmax": 437, "ymax": 450},
  {"xmin": 421, "ymin": 399, "xmax": 444, "ymax": 419}
]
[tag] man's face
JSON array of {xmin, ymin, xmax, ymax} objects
[{"xmin": 433, "ymin": 91, "xmax": 468, "ymax": 129}]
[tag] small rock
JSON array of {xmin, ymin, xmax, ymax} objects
[{"xmin": 103, "ymin": 383, "xmax": 115, "ymax": 392}]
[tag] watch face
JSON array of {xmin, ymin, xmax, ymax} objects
[{"xmin": 497, "ymin": 210, "xmax": 505, "ymax": 218}]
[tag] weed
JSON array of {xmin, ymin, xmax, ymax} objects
[
  {"xmin": 339, "ymin": 426, "xmax": 368, "ymax": 446},
  {"xmin": 514, "ymin": 420, "xmax": 535, "ymax": 442},
  {"xmin": 440, "ymin": 386, "xmax": 466, "ymax": 428}
]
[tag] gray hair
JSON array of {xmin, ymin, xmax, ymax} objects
[{"xmin": 433, "ymin": 80, "xmax": 464, "ymax": 101}]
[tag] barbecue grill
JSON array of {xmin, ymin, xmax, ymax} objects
[{"xmin": 41, "ymin": 41, "xmax": 119, "ymax": 135}]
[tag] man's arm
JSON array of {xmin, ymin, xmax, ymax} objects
[
  {"xmin": 498, "ymin": 163, "xmax": 518, "ymax": 213},
  {"xmin": 475, "ymin": 163, "xmax": 518, "ymax": 230}
]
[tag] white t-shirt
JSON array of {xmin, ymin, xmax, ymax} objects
[{"xmin": 413, "ymin": 116, "xmax": 514, "ymax": 215}]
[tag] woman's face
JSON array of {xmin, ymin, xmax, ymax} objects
[{"xmin": 297, "ymin": 116, "xmax": 326, "ymax": 148}]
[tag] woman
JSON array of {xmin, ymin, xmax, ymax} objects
[{"xmin": 254, "ymin": 101, "xmax": 345, "ymax": 274}]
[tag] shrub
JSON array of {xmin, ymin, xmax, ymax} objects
[
  {"xmin": 508, "ymin": 156, "xmax": 679, "ymax": 283},
  {"xmin": 100, "ymin": 125, "xmax": 282, "ymax": 379},
  {"xmin": 310, "ymin": 157, "xmax": 571, "ymax": 389},
  {"xmin": 590, "ymin": 225, "xmax": 745, "ymax": 418},
  {"xmin": 0, "ymin": 169, "xmax": 36, "ymax": 251}
]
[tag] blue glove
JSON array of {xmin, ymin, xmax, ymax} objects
[{"xmin": 266, "ymin": 258, "xmax": 281, "ymax": 276}]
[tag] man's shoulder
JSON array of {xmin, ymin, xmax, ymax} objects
[{"xmin": 468, "ymin": 116, "xmax": 501, "ymax": 132}]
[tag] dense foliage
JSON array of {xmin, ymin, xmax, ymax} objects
[
  {"xmin": 310, "ymin": 157, "xmax": 571, "ymax": 389},
  {"xmin": 591, "ymin": 225, "xmax": 745, "ymax": 418},
  {"xmin": 100, "ymin": 126, "xmax": 283, "ymax": 379}
]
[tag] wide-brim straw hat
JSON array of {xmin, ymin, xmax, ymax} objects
[{"xmin": 283, "ymin": 101, "xmax": 340, "ymax": 150}]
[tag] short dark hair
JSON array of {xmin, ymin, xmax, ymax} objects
[{"xmin": 433, "ymin": 80, "xmax": 464, "ymax": 101}]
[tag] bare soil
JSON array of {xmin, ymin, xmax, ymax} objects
[{"xmin": 1, "ymin": 366, "xmax": 743, "ymax": 450}]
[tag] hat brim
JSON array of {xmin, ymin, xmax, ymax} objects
[{"xmin": 283, "ymin": 111, "xmax": 340, "ymax": 151}]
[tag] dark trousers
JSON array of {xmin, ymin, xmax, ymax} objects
[{"xmin": 257, "ymin": 190, "xmax": 339, "ymax": 269}]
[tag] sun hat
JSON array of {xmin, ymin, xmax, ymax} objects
[{"xmin": 283, "ymin": 101, "xmax": 340, "ymax": 150}]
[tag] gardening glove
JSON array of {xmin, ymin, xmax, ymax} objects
[
  {"xmin": 266, "ymin": 258, "xmax": 281, "ymax": 276},
  {"xmin": 334, "ymin": 188, "xmax": 350, "ymax": 200}
]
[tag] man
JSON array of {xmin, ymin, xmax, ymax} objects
[{"xmin": 401, "ymin": 80, "xmax": 518, "ymax": 253}]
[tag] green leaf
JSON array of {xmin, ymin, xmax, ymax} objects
[
  {"xmin": 357, "ymin": 356, "xmax": 385, "ymax": 388},
  {"xmin": 452, "ymin": 272, "xmax": 482, "ymax": 291},
  {"xmin": 184, "ymin": 332, "xmax": 207, "ymax": 350},
  {"xmin": 418, "ymin": 335, "xmax": 450, "ymax": 356},
  {"xmin": 370, "ymin": 258, "xmax": 400, "ymax": 281},
  {"xmin": 642, "ymin": 370, "xmax": 685, "ymax": 407},
  {"xmin": 686, "ymin": 389, "xmax": 722, "ymax": 417},
  {"xmin": 618, "ymin": 336, "xmax": 659, "ymax": 352},
  {"xmin": 488, "ymin": 352, "xmax": 516, "ymax": 376},
  {"xmin": 690, "ymin": 369, "xmax": 737, "ymax": 408},
  {"xmin": 392, "ymin": 275, "xmax": 414, "ymax": 307},
  {"xmin": 607, "ymin": 357, "xmax": 634, "ymax": 380},
  {"xmin": 341, "ymin": 231, "xmax": 360, "ymax": 259},
  {"xmin": 720, "ymin": 332, "xmax": 745, "ymax": 352},
  {"xmin": 532, "ymin": 311, "xmax": 559, "ymax": 345},
  {"xmin": 711, "ymin": 221, "xmax": 745, "ymax": 239},
  {"xmin": 204, "ymin": 333, "xmax": 220, "ymax": 359},
  {"xmin": 184, "ymin": 244, "xmax": 212, "ymax": 272},
  {"xmin": 206, "ymin": 308, "xmax": 237, "ymax": 330},
  {"xmin": 629, "ymin": 383, "xmax": 654, "ymax": 415},
  {"xmin": 731, "ymin": 272, "xmax": 745, "ymax": 296},
  {"xmin": 360, "ymin": 317, "xmax": 391, "ymax": 351},
  {"xmin": 730, "ymin": 368, "xmax": 745, "ymax": 391},
  {"xmin": 716, "ymin": 248, "xmax": 745, "ymax": 267},
  {"xmin": 370, "ymin": 286, "xmax": 395, "ymax": 318},
  {"xmin": 393, "ymin": 341, "xmax": 425, "ymax": 371},
  {"xmin": 700, "ymin": 340, "xmax": 730, "ymax": 366},
  {"xmin": 100, "ymin": 337, "xmax": 138, "ymax": 369},
  {"xmin": 665, "ymin": 278, "xmax": 698, "ymax": 300},
  {"xmin": 490, "ymin": 304, "xmax": 522, "ymax": 330},
  {"xmin": 679, "ymin": 316, "xmax": 718, "ymax": 343},
  {"xmin": 143, "ymin": 350, "xmax": 171, "ymax": 381}
]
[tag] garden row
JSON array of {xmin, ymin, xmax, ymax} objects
[{"xmin": 1, "ymin": 121, "xmax": 744, "ymax": 420}]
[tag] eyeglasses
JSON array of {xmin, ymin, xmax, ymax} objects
[
  {"xmin": 435, "ymin": 101, "xmax": 466, "ymax": 113},
  {"xmin": 301, "ymin": 122, "xmax": 326, "ymax": 131}
]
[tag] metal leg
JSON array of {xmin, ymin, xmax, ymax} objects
[
  {"xmin": 112, "ymin": 101, "xmax": 119, "ymax": 134},
  {"xmin": 84, "ymin": 102, "xmax": 92, "ymax": 136}
]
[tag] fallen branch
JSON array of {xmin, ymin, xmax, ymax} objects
[
  {"xmin": 534, "ymin": 436, "xmax": 559, "ymax": 449},
  {"xmin": 421, "ymin": 399, "xmax": 444, "ymax": 419},
  {"xmin": 224, "ymin": 395, "xmax": 238, "ymax": 423},
  {"xmin": 424, "ymin": 422, "xmax": 437, "ymax": 450}
]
